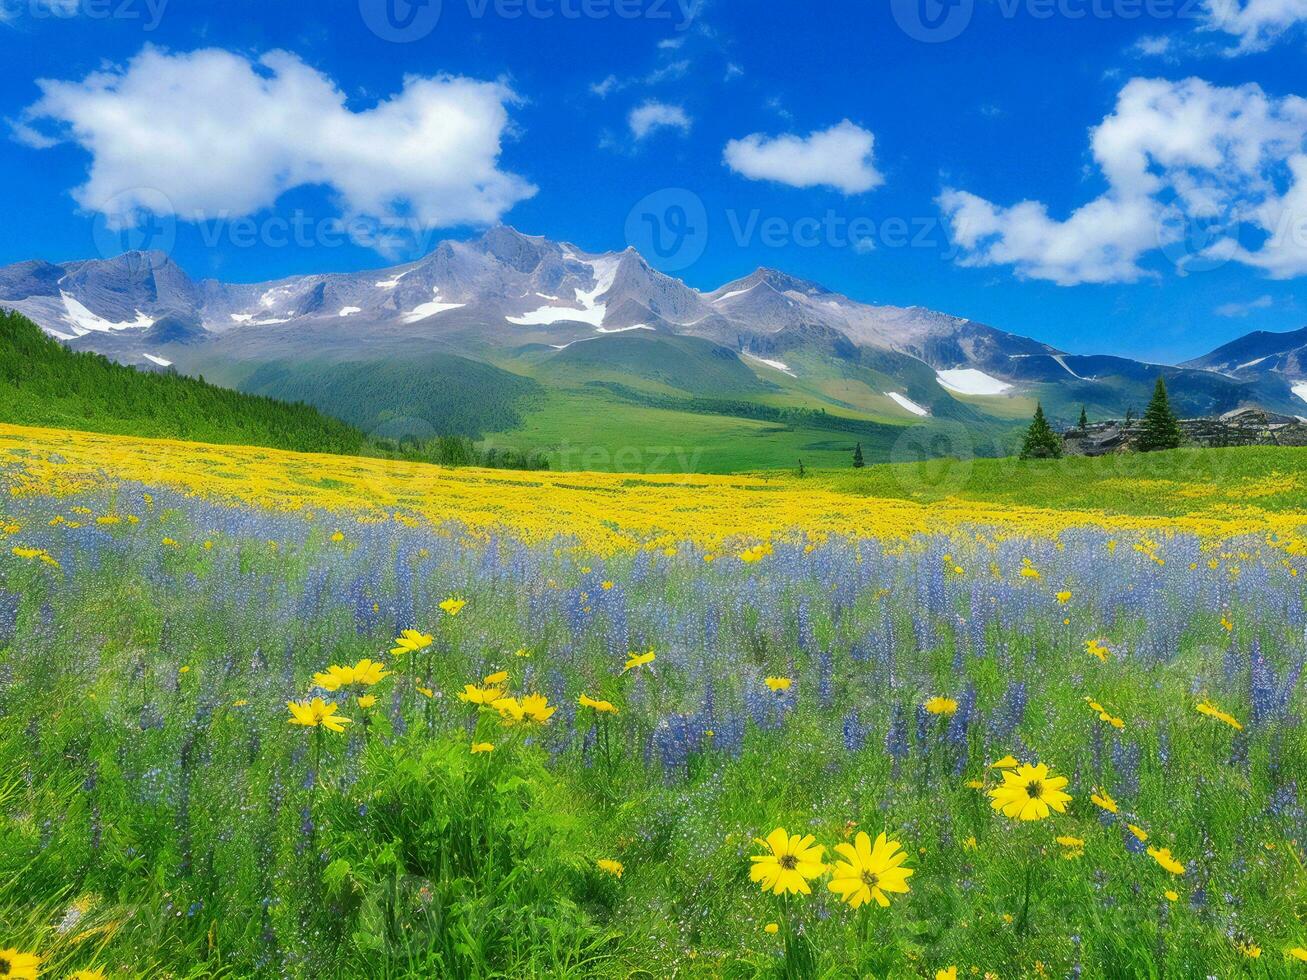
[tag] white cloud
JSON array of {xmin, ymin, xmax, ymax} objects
[
  {"xmin": 1214, "ymin": 294, "xmax": 1274, "ymax": 316},
  {"xmin": 1201, "ymin": 0, "xmax": 1307, "ymax": 52},
  {"xmin": 628, "ymin": 101, "xmax": 692, "ymax": 139},
  {"xmin": 1132, "ymin": 35, "xmax": 1174, "ymax": 57},
  {"xmin": 723, "ymin": 120, "xmax": 884, "ymax": 195},
  {"xmin": 939, "ymin": 77, "xmax": 1307, "ymax": 285},
  {"xmin": 15, "ymin": 46, "xmax": 536, "ymax": 238}
]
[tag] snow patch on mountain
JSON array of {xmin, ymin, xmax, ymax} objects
[
  {"xmin": 143, "ymin": 353, "xmax": 172, "ymax": 367},
  {"xmin": 936, "ymin": 368, "xmax": 1012, "ymax": 395},
  {"xmin": 401, "ymin": 288, "xmax": 464, "ymax": 324},
  {"xmin": 60, "ymin": 293, "xmax": 154, "ymax": 335},
  {"xmin": 1052, "ymin": 354, "xmax": 1092, "ymax": 381},
  {"xmin": 507, "ymin": 254, "xmax": 620, "ymax": 328},
  {"xmin": 596, "ymin": 324, "xmax": 653, "ymax": 334},
  {"xmin": 886, "ymin": 391, "xmax": 929, "ymax": 416},
  {"xmin": 742, "ymin": 352, "xmax": 795, "ymax": 376},
  {"xmin": 339, "ymin": 307, "xmax": 362, "ymax": 317},
  {"xmin": 375, "ymin": 271, "xmax": 412, "ymax": 289},
  {"xmin": 1292, "ymin": 382, "xmax": 1307, "ymax": 405}
]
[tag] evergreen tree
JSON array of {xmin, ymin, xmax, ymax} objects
[
  {"xmin": 1078, "ymin": 405, "xmax": 1089, "ymax": 429},
  {"xmin": 852, "ymin": 442, "xmax": 865, "ymax": 468},
  {"xmin": 1019, "ymin": 402, "xmax": 1063, "ymax": 459},
  {"xmin": 1136, "ymin": 376, "xmax": 1183, "ymax": 452},
  {"xmin": 797, "ymin": 458, "xmax": 806, "ymax": 478},
  {"xmin": 1124, "ymin": 407, "xmax": 1135, "ymax": 426}
]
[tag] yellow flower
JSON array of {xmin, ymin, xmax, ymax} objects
[
  {"xmin": 1237, "ymin": 940, "xmax": 1261, "ymax": 959},
  {"xmin": 1056, "ymin": 835, "xmax": 1085, "ymax": 847},
  {"xmin": 1128, "ymin": 824, "xmax": 1149, "ymax": 842},
  {"xmin": 989, "ymin": 755, "xmax": 1020, "ymax": 769},
  {"xmin": 69, "ymin": 971, "xmax": 107, "ymax": 980},
  {"xmin": 1090, "ymin": 788, "xmax": 1119, "ymax": 814},
  {"xmin": 1196, "ymin": 698, "xmax": 1243, "ymax": 731},
  {"xmin": 1085, "ymin": 639, "xmax": 1110, "ymax": 662},
  {"xmin": 1055, "ymin": 590, "xmax": 1072, "ymax": 604},
  {"xmin": 1147, "ymin": 846, "xmax": 1186, "ymax": 875},
  {"xmin": 314, "ymin": 660, "xmax": 390, "ymax": 691},
  {"xmin": 492, "ymin": 696, "xmax": 524, "ymax": 723},
  {"xmin": 962, "ymin": 836, "xmax": 978, "ymax": 850},
  {"xmin": 356, "ymin": 694, "xmax": 377, "ymax": 709},
  {"xmin": 1164, "ymin": 890, "xmax": 1179, "ymax": 902},
  {"xmin": 764, "ymin": 922, "xmax": 779, "ymax": 935},
  {"xmin": 937, "ymin": 969, "xmax": 959, "ymax": 980},
  {"xmin": 924, "ymin": 696, "xmax": 958, "ymax": 716},
  {"xmin": 623, "ymin": 649, "xmax": 656, "ymax": 672},
  {"xmin": 457, "ymin": 684, "xmax": 505, "ymax": 706},
  {"xmin": 988, "ymin": 762, "xmax": 1072, "ymax": 821},
  {"xmin": 578, "ymin": 693, "xmax": 619, "ymax": 714},
  {"xmin": 827, "ymin": 831, "xmax": 914, "ymax": 909},
  {"xmin": 483, "ymin": 670, "xmax": 509, "ymax": 686},
  {"xmin": 764, "ymin": 676, "xmax": 793, "ymax": 692},
  {"xmin": 331, "ymin": 531, "xmax": 345, "ymax": 542},
  {"xmin": 514, "ymin": 647, "xmax": 531, "ymax": 658},
  {"xmin": 287, "ymin": 698, "xmax": 352, "ymax": 733},
  {"xmin": 1288, "ymin": 947, "xmax": 1307, "ymax": 962},
  {"xmin": 520, "ymin": 692, "xmax": 556, "ymax": 723},
  {"xmin": 749, "ymin": 827, "xmax": 826, "ymax": 896},
  {"xmin": 0, "ymin": 949, "xmax": 40, "ymax": 980},
  {"xmin": 471, "ymin": 742, "xmax": 495, "ymax": 754},
  {"xmin": 439, "ymin": 597, "xmax": 467, "ymax": 617},
  {"xmin": 601, "ymin": 580, "xmax": 614, "ymax": 590},
  {"xmin": 416, "ymin": 684, "xmax": 435, "ymax": 699},
  {"xmin": 390, "ymin": 629, "xmax": 433, "ymax": 656},
  {"xmin": 596, "ymin": 859, "xmax": 624, "ymax": 878}
]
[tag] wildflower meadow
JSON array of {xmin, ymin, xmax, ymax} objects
[{"xmin": 1, "ymin": 425, "xmax": 1306, "ymax": 977}]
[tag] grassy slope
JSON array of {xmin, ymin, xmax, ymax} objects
[
  {"xmin": 820, "ymin": 444, "xmax": 1307, "ymax": 516},
  {"xmin": 480, "ymin": 386, "xmax": 906, "ymax": 473},
  {"xmin": 0, "ymin": 310, "xmax": 366, "ymax": 454}
]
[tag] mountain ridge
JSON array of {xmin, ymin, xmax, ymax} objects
[{"xmin": 3, "ymin": 225, "xmax": 1305, "ymax": 439}]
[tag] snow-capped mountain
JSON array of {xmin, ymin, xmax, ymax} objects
[{"xmin": 2, "ymin": 225, "xmax": 1302, "ymax": 421}]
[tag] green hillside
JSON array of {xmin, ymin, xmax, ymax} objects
[
  {"xmin": 0, "ymin": 310, "xmax": 366, "ymax": 454},
  {"xmin": 231, "ymin": 353, "xmax": 543, "ymax": 440}
]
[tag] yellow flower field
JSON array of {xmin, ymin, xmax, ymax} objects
[{"xmin": 4, "ymin": 422, "xmax": 1306, "ymax": 553}]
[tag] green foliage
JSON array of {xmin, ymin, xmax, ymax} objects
[
  {"xmin": 236, "ymin": 354, "xmax": 543, "ymax": 440},
  {"xmin": 1078, "ymin": 405, "xmax": 1089, "ymax": 429},
  {"xmin": 853, "ymin": 442, "xmax": 865, "ymax": 468},
  {"xmin": 0, "ymin": 310, "xmax": 366, "ymax": 453},
  {"xmin": 1137, "ymin": 377, "xmax": 1183, "ymax": 452},
  {"xmin": 1019, "ymin": 403, "xmax": 1063, "ymax": 459}
]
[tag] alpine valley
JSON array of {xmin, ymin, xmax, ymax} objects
[{"xmin": 4, "ymin": 225, "xmax": 1306, "ymax": 472}]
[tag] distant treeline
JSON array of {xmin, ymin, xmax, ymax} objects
[
  {"xmin": 371, "ymin": 433, "xmax": 550, "ymax": 471},
  {"xmin": 0, "ymin": 309, "xmax": 367, "ymax": 454}
]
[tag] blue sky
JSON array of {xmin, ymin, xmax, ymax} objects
[{"xmin": 1, "ymin": 0, "xmax": 1305, "ymax": 362}]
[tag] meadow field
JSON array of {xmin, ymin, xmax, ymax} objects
[{"xmin": 1, "ymin": 422, "xmax": 1306, "ymax": 977}]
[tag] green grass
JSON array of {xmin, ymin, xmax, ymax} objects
[
  {"xmin": 819, "ymin": 445, "xmax": 1307, "ymax": 515},
  {"xmin": 481, "ymin": 385, "xmax": 908, "ymax": 473}
]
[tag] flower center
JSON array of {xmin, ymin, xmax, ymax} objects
[
  {"xmin": 779, "ymin": 854, "xmax": 797, "ymax": 870},
  {"xmin": 1026, "ymin": 779, "xmax": 1044, "ymax": 799},
  {"xmin": 861, "ymin": 870, "xmax": 880, "ymax": 886},
  {"xmin": 0, "ymin": 956, "xmax": 11, "ymax": 975}
]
